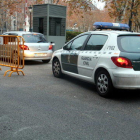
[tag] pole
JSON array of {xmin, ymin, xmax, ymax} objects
[
  {"xmin": 30, "ymin": 12, "xmax": 31, "ymax": 32},
  {"xmin": 25, "ymin": 0, "xmax": 28, "ymax": 31},
  {"xmin": 14, "ymin": 20, "xmax": 15, "ymax": 31}
]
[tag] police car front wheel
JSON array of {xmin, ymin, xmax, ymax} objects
[
  {"xmin": 96, "ymin": 70, "xmax": 113, "ymax": 97},
  {"xmin": 52, "ymin": 58, "xmax": 62, "ymax": 78}
]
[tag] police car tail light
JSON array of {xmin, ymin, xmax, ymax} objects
[
  {"xmin": 111, "ymin": 57, "xmax": 133, "ymax": 68},
  {"xmin": 19, "ymin": 45, "xmax": 29, "ymax": 50},
  {"xmin": 49, "ymin": 45, "xmax": 53, "ymax": 50}
]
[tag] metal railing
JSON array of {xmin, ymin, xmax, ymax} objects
[{"xmin": 0, "ymin": 35, "xmax": 25, "ymax": 77}]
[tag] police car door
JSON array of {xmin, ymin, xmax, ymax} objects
[
  {"xmin": 69, "ymin": 35, "xmax": 89, "ymax": 74},
  {"xmin": 61, "ymin": 42, "xmax": 72, "ymax": 71},
  {"xmin": 78, "ymin": 34, "xmax": 108, "ymax": 77},
  {"xmin": 62, "ymin": 35, "xmax": 89, "ymax": 73}
]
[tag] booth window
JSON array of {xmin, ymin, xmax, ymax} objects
[{"xmin": 49, "ymin": 17, "xmax": 65, "ymax": 36}]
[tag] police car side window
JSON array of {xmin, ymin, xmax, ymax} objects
[
  {"xmin": 84, "ymin": 35, "xmax": 108, "ymax": 51},
  {"xmin": 63, "ymin": 42, "xmax": 72, "ymax": 50},
  {"xmin": 71, "ymin": 35, "xmax": 88, "ymax": 50}
]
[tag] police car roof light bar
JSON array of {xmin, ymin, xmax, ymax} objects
[{"xmin": 93, "ymin": 22, "xmax": 130, "ymax": 31}]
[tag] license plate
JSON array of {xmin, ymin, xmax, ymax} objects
[{"xmin": 34, "ymin": 53, "xmax": 47, "ymax": 57}]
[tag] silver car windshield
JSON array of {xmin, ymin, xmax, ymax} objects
[{"xmin": 22, "ymin": 34, "xmax": 47, "ymax": 43}]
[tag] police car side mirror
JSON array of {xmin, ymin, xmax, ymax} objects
[
  {"xmin": 63, "ymin": 45, "xmax": 71, "ymax": 50},
  {"xmin": 63, "ymin": 46, "xmax": 67, "ymax": 50}
]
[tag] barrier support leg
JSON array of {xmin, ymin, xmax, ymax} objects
[
  {"xmin": 0, "ymin": 67, "xmax": 1, "ymax": 70},
  {"xmin": 4, "ymin": 68, "xmax": 12, "ymax": 76},
  {"xmin": 4, "ymin": 67, "xmax": 25, "ymax": 77}
]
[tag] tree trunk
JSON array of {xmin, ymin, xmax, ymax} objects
[
  {"xmin": 55, "ymin": 0, "xmax": 59, "ymax": 4},
  {"xmin": 129, "ymin": 0, "xmax": 135, "ymax": 31}
]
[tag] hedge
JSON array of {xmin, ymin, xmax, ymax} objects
[{"xmin": 66, "ymin": 31, "xmax": 82, "ymax": 42}]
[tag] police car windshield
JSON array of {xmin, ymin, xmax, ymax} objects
[
  {"xmin": 118, "ymin": 35, "xmax": 140, "ymax": 53},
  {"xmin": 22, "ymin": 34, "xmax": 47, "ymax": 43}
]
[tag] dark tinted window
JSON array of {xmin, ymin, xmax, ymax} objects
[
  {"xmin": 71, "ymin": 35, "xmax": 88, "ymax": 50},
  {"xmin": 9, "ymin": 33, "xmax": 18, "ymax": 36},
  {"xmin": 22, "ymin": 34, "xmax": 47, "ymax": 43},
  {"xmin": 84, "ymin": 35, "xmax": 108, "ymax": 50},
  {"xmin": 118, "ymin": 35, "xmax": 140, "ymax": 53},
  {"xmin": 3, "ymin": 33, "xmax": 18, "ymax": 35}
]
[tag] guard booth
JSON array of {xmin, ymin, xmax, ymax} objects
[{"xmin": 33, "ymin": 4, "xmax": 67, "ymax": 51}]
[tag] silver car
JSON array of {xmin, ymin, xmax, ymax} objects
[{"xmin": 3, "ymin": 31, "xmax": 53, "ymax": 63}]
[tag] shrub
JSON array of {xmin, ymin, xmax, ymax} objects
[{"xmin": 66, "ymin": 31, "xmax": 82, "ymax": 42}]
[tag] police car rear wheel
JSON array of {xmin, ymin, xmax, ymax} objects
[
  {"xmin": 96, "ymin": 70, "xmax": 113, "ymax": 97},
  {"xmin": 52, "ymin": 59, "xmax": 62, "ymax": 78}
]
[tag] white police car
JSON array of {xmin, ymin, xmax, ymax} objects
[{"xmin": 52, "ymin": 22, "xmax": 140, "ymax": 97}]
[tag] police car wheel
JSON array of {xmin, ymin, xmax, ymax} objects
[
  {"xmin": 52, "ymin": 58, "xmax": 62, "ymax": 78},
  {"xmin": 96, "ymin": 70, "xmax": 113, "ymax": 97}
]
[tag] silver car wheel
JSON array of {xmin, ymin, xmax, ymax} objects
[{"xmin": 97, "ymin": 74, "xmax": 108, "ymax": 94}]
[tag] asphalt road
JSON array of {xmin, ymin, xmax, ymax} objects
[{"xmin": 0, "ymin": 60, "xmax": 140, "ymax": 140}]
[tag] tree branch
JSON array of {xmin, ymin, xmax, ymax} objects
[{"xmin": 0, "ymin": 0, "xmax": 22, "ymax": 9}]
